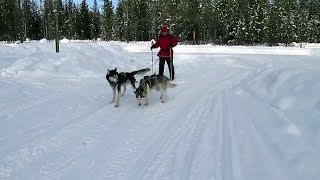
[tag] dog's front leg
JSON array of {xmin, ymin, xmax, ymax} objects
[
  {"xmin": 115, "ymin": 85, "xmax": 121, "ymax": 107},
  {"xmin": 145, "ymin": 86, "xmax": 150, "ymax": 106},
  {"xmin": 145, "ymin": 97, "xmax": 149, "ymax": 106},
  {"xmin": 160, "ymin": 88, "xmax": 166, "ymax": 103},
  {"xmin": 109, "ymin": 86, "xmax": 116, "ymax": 104}
]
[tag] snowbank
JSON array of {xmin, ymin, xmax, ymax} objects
[
  {"xmin": 0, "ymin": 41, "xmax": 320, "ymax": 180},
  {"xmin": 60, "ymin": 37, "xmax": 70, "ymax": 43},
  {"xmin": 40, "ymin": 38, "xmax": 48, "ymax": 43}
]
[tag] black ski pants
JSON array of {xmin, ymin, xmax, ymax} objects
[{"xmin": 159, "ymin": 57, "xmax": 175, "ymax": 80}]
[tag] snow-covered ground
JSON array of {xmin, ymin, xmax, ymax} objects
[{"xmin": 0, "ymin": 41, "xmax": 320, "ymax": 180}]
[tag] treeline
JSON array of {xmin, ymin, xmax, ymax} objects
[{"xmin": 1, "ymin": 0, "xmax": 320, "ymax": 46}]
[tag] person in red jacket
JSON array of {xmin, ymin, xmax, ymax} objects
[{"xmin": 151, "ymin": 26, "xmax": 178, "ymax": 80}]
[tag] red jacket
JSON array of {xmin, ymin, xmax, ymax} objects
[{"xmin": 151, "ymin": 35, "xmax": 178, "ymax": 58}]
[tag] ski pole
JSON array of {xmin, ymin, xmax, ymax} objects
[
  {"xmin": 170, "ymin": 47, "xmax": 173, "ymax": 80},
  {"xmin": 151, "ymin": 49, "xmax": 154, "ymax": 74}
]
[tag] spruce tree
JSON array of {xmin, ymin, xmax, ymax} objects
[
  {"xmin": 115, "ymin": 0, "xmax": 125, "ymax": 40},
  {"xmin": 266, "ymin": 2, "xmax": 281, "ymax": 46},
  {"xmin": 178, "ymin": 0, "xmax": 200, "ymax": 44},
  {"xmin": 273, "ymin": 0, "xmax": 296, "ymax": 46},
  {"xmin": 235, "ymin": 0, "xmax": 250, "ymax": 45},
  {"xmin": 307, "ymin": 0, "xmax": 320, "ymax": 42},
  {"xmin": 200, "ymin": 0, "xmax": 215, "ymax": 44},
  {"xmin": 90, "ymin": 0, "xmax": 100, "ymax": 41},
  {"xmin": 53, "ymin": 0, "xmax": 63, "ymax": 39},
  {"xmin": 65, "ymin": 0, "xmax": 78, "ymax": 39},
  {"xmin": 136, "ymin": 0, "xmax": 150, "ymax": 41},
  {"xmin": 215, "ymin": 0, "xmax": 238, "ymax": 44},
  {"xmin": 79, "ymin": 0, "xmax": 90, "ymax": 39},
  {"xmin": 101, "ymin": 0, "xmax": 113, "ymax": 40},
  {"xmin": 254, "ymin": 0, "xmax": 268, "ymax": 44},
  {"xmin": 0, "ymin": 0, "xmax": 10, "ymax": 41},
  {"xmin": 30, "ymin": 0, "xmax": 41, "ymax": 40},
  {"xmin": 295, "ymin": 1, "xmax": 309, "ymax": 46},
  {"xmin": 21, "ymin": 0, "xmax": 41, "ymax": 40},
  {"xmin": 43, "ymin": 0, "xmax": 54, "ymax": 39}
]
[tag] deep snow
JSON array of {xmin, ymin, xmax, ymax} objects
[{"xmin": 0, "ymin": 41, "xmax": 320, "ymax": 180}]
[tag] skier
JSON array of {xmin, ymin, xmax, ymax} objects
[{"xmin": 151, "ymin": 26, "xmax": 178, "ymax": 81}]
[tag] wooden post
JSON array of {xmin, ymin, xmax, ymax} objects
[
  {"xmin": 55, "ymin": 0, "xmax": 59, "ymax": 53},
  {"xmin": 193, "ymin": 30, "xmax": 196, "ymax": 45}
]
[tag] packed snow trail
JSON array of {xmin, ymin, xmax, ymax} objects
[{"xmin": 0, "ymin": 42, "xmax": 320, "ymax": 179}]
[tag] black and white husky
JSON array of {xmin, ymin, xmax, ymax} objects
[
  {"xmin": 134, "ymin": 74, "xmax": 177, "ymax": 106},
  {"xmin": 106, "ymin": 67, "xmax": 150, "ymax": 107}
]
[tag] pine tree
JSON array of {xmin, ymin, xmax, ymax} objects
[
  {"xmin": 90, "ymin": 0, "xmax": 100, "ymax": 40},
  {"xmin": 101, "ymin": 0, "xmax": 114, "ymax": 40},
  {"xmin": 123, "ymin": 0, "xmax": 135, "ymax": 41},
  {"xmin": 16, "ymin": 0, "xmax": 24, "ymax": 42},
  {"xmin": 22, "ymin": 0, "xmax": 31, "ymax": 39},
  {"xmin": 55, "ymin": 0, "xmax": 63, "ymax": 39},
  {"xmin": 235, "ymin": 0, "xmax": 268, "ymax": 45},
  {"xmin": 38, "ymin": 0, "xmax": 45, "ymax": 38},
  {"xmin": 1, "ymin": 0, "xmax": 320, "ymax": 44},
  {"xmin": 149, "ymin": 0, "xmax": 163, "ymax": 38},
  {"xmin": 266, "ymin": 2, "xmax": 281, "ymax": 46},
  {"xmin": 200, "ymin": 0, "xmax": 215, "ymax": 44},
  {"xmin": 136, "ymin": 0, "xmax": 150, "ymax": 41},
  {"xmin": 215, "ymin": 0, "xmax": 238, "ymax": 44},
  {"xmin": 21, "ymin": 0, "xmax": 41, "ymax": 40},
  {"xmin": 178, "ymin": 0, "xmax": 200, "ymax": 44},
  {"xmin": 0, "ymin": 0, "xmax": 22, "ymax": 41},
  {"xmin": 79, "ymin": 0, "xmax": 90, "ymax": 39},
  {"xmin": 295, "ymin": 1, "xmax": 309, "ymax": 46},
  {"xmin": 273, "ymin": 0, "xmax": 296, "ymax": 46},
  {"xmin": 43, "ymin": 0, "xmax": 54, "ymax": 39},
  {"xmin": 64, "ymin": 0, "xmax": 78, "ymax": 39},
  {"xmin": 74, "ymin": 4, "xmax": 82, "ymax": 39},
  {"xmin": 307, "ymin": 0, "xmax": 320, "ymax": 42},
  {"xmin": 254, "ymin": 0, "xmax": 268, "ymax": 44},
  {"xmin": 30, "ymin": 0, "xmax": 41, "ymax": 40},
  {"xmin": 115, "ymin": 0, "xmax": 125, "ymax": 40},
  {"xmin": 235, "ymin": 0, "xmax": 250, "ymax": 45},
  {"xmin": 0, "ymin": 0, "xmax": 10, "ymax": 41}
]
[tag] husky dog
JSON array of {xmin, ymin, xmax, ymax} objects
[
  {"xmin": 134, "ymin": 74, "xmax": 177, "ymax": 106},
  {"xmin": 106, "ymin": 67, "xmax": 150, "ymax": 107}
]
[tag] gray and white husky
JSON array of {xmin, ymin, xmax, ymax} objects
[
  {"xmin": 106, "ymin": 67, "xmax": 150, "ymax": 107},
  {"xmin": 134, "ymin": 74, "xmax": 177, "ymax": 106}
]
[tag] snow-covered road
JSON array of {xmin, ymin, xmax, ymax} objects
[{"xmin": 1, "ymin": 42, "xmax": 319, "ymax": 179}]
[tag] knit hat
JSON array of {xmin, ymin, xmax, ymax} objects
[{"xmin": 160, "ymin": 26, "xmax": 168, "ymax": 32}]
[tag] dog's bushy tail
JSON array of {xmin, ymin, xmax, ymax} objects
[
  {"xmin": 167, "ymin": 81, "xmax": 177, "ymax": 88},
  {"xmin": 132, "ymin": 68, "xmax": 150, "ymax": 76}
]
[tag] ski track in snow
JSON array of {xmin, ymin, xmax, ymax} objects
[{"xmin": 1, "ymin": 42, "xmax": 320, "ymax": 180}]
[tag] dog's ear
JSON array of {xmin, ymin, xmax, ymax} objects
[
  {"xmin": 107, "ymin": 68, "xmax": 110, "ymax": 73},
  {"xmin": 114, "ymin": 67, "xmax": 117, "ymax": 71}
]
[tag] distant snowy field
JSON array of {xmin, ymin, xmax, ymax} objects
[{"xmin": 0, "ymin": 41, "xmax": 320, "ymax": 180}]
